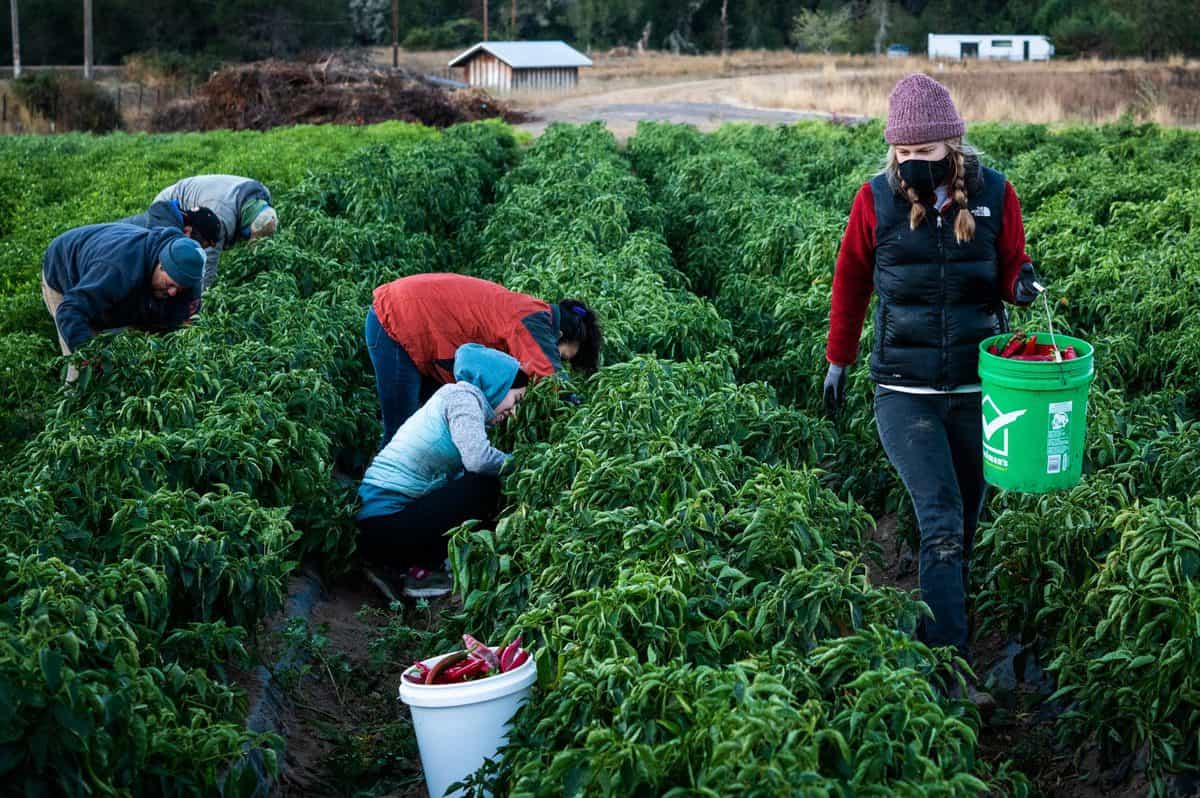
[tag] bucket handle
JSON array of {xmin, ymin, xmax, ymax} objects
[{"xmin": 1034, "ymin": 281, "xmax": 1068, "ymax": 386}]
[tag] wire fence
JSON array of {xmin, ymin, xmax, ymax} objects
[{"xmin": 0, "ymin": 68, "xmax": 196, "ymax": 134}]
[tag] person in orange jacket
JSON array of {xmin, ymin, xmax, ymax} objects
[{"xmin": 366, "ymin": 273, "xmax": 602, "ymax": 447}]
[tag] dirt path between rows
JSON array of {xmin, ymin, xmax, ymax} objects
[{"xmin": 867, "ymin": 514, "xmax": 1150, "ymax": 798}]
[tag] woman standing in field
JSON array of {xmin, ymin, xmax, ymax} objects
[{"xmin": 822, "ymin": 73, "xmax": 1041, "ymax": 708}]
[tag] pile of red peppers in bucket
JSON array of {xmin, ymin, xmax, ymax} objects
[
  {"xmin": 403, "ymin": 634, "xmax": 531, "ymax": 685},
  {"xmin": 988, "ymin": 332, "xmax": 1077, "ymax": 362}
]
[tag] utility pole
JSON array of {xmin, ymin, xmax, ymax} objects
[
  {"xmin": 10, "ymin": 0, "xmax": 20, "ymax": 79},
  {"xmin": 392, "ymin": 0, "xmax": 399, "ymax": 67},
  {"xmin": 483, "ymin": 0, "xmax": 489, "ymax": 41},
  {"xmin": 83, "ymin": 0, "xmax": 93, "ymax": 79}
]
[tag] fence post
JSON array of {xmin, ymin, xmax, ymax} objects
[
  {"xmin": 116, "ymin": 85, "xmax": 121, "ymax": 115},
  {"xmin": 138, "ymin": 83, "xmax": 143, "ymax": 112},
  {"xmin": 2, "ymin": 93, "xmax": 6, "ymax": 125}
]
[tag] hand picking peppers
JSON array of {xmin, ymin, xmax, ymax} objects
[
  {"xmin": 402, "ymin": 633, "xmax": 532, "ymax": 685},
  {"xmin": 987, "ymin": 332, "xmax": 1077, "ymax": 362}
]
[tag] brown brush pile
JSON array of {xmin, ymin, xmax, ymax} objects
[{"xmin": 151, "ymin": 55, "xmax": 529, "ymax": 132}]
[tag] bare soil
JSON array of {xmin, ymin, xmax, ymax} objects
[{"xmin": 248, "ymin": 570, "xmax": 464, "ymax": 798}]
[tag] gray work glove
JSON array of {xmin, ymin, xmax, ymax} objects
[
  {"xmin": 822, "ymin": 364, "xmax": 847, "ymax": 418},
  {"xmin": 1014, "ymin": 263, "xmax": 1043, "ymax": 306}
]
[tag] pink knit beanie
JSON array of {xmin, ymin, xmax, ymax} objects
[{"xmin": 884, "ymin": 73, "xmax": 965, "ymax": 145}]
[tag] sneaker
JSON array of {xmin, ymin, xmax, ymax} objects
[
  {"xmin": 402, "ymin": 567, "xmax": 452, "ymax": 598},
  {"xmin": 363, "ymin": 566, "xmax": 401, "ymax": 604},
  {"xmin": 944, "ymin": 668, "xmax": 998, "ymax": 719}
]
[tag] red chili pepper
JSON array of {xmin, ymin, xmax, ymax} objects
[
  {"xmin": 1011, "ymin": 354, "xmax": 1056, "ymax": 361},
  {"xmin": 1061, "ymin": 346, "xmax": 1077, "ymax": 360},
  {"xmin": 507, "ymin": 649, "xmax": 530, "ymax": 670},
  {"xmin": 987, "ymin": 343, "xmax": 1000, "ymax": 356},
  {"xmin": 425, "ymin": 651, "xmax": 468, "ymax": 685},
  {"xmin": 463, "ymin": 634, "xmax": 501, "ymax": 670},
  {"xmin": 441, "ymin": 657, "xmax": 491, "ymax": 683},
  {"xmin": 403, "ymin": 662, "xmax": 430, "ymax": 684},
  {"xmin": 1021, "ymin": 335, "xmax": 1039, "ymax": 355},
  {"xmin": 500, "ymin": 636, "xmax": 523, "ymax": 672},
  {"xmin": 999, "ymin": 334, "xmax": 1025, "ymax": 358}
]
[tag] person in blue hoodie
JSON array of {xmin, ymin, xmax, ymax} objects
[
  {"xmin": 41, "ymin": 223, "xmax": 206, "ymax": 381},
  {"xmin": 356, "ymin": 343, "xmax": 528, "ymax": 598}
]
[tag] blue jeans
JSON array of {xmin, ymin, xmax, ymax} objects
[
  {"xmin": 364, "ymin": 306, "xmax": 435, "ymax": 449},
  {"xmin": 874, "ymin": 387, "xmax": 987, "ymax": 657}
]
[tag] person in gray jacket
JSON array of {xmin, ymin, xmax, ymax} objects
[
  {"xmin": 355, "ymin": 343, "xmax": 527, "ymax": 598},
  {"xmin": 142, "ymin": 175, "xmax": 278, "ymax": 289}
]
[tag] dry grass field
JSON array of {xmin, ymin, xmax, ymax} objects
[{"xmin": 380, "ymin": 47, "xmax": 1200, "ymax": 127}]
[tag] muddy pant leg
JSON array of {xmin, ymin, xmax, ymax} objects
[{"xmin": 875, "ymin": 387, "xmax": 969, "ymax": 656}]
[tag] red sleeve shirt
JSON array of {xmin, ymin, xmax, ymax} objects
[
  {"xmin": 824, "ymin": 180, "xmax": 1032, "ymax": 367},
  {"xmin": 374, "ymin": 273, "xmax": 560, "ymax": 383}
]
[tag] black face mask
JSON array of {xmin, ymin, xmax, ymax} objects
[{"xmin": 898, "ymin": 155, "xmax": 952, "ymax": 195}]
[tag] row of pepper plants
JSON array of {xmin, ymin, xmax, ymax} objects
[
  {"xmin": 625, "ymin": 118, "xmax": 1200, "ymax": 787},
  {"xmin": 436, "ymin": 122, "xmax": 1027, "ymax": 795},
  {"xmin": 0, "ymin": 121, "xmax": 520, "ymax": 795}
]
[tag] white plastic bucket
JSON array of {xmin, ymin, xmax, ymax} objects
[{"xmin": 398, "ymin": 651, "xmax": 536, "ymax": 798}]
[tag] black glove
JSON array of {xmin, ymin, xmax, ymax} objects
[
  {"xmin": 1013, "ymin": 263, "xmax": 1042, "ymax": 306},
  {"xmin": 822, "ymin": 364, "xmax": 847, "ymax": 418},
  {"xmin": 560, "ymin": 392, "xmax": 583, "ymax": 407}
]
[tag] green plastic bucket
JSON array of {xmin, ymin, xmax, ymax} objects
[{"xmin": 978, "ymin": 332, "xmax": 1095, "ymax": 493}]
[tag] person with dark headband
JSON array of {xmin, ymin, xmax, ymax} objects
[
  {"xmin": 366, "ymin": 273, "xmax": 603, "ymax": 448},
  {"xmin": 356, "ymin": 344, "xmax": 528, "ymax": 597}
]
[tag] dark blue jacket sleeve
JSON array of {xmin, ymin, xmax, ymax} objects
[
  {"xmin": 55, "ymin": 264, "xmax": 140, "ymax": 352},
  {"xmin": 144, "ymin": 200, "xmax": 184, "ymax": 229}
]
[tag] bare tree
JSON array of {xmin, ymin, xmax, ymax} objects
[
  {"xmin": 720, "ymin": 0, "xmax": 730, "ymax": 56},
  {"xmin": 791, "ymin": 6, "xmax": 853, "ymax": 54},
  {"xmin": 10, "ymin": 0, "xmax": 19, "ymax": 79},
  {"xmin": 483, "ymin": 0, "xmax": 489, "ymax": 41},
  {"xmin": 873, "ymin": 0, "xmax": 890, "ymax": 55},
  {"xmin": 637, "ymin": 21, "xmax": 652, "ymax": 53}
]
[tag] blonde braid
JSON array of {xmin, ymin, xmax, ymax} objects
[
  {"xmin": 902, "ymin": 180, "xmax": 926, "ymax": 230},
  {"xmin": 952, "ymin": 150, "xmax": 976, "ymax": 243}
]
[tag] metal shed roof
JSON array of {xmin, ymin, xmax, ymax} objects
[{"xmin": 448, "ymin": 41, "xmax": 593, "ymax": 69}]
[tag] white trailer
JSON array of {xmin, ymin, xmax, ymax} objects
[{"xmin": 927, "ymin": 34, "xmax": 1055, "ymax": 61}]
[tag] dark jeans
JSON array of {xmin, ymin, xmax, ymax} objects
[
  {"xmin": 874, "ymin": 387, "xmax": 987, "ymax": 657},
  {"xmin": 355, "ymin": 472, "xmax": 502, "ymax": 570},
  {"xmin": 364, "ymin": 305, "xmax": 437, "ymax": 449}
]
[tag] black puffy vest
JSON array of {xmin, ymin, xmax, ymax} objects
[{"xmin": 869, "ymin": 163, "xmax": 1008, "ymax": 390}]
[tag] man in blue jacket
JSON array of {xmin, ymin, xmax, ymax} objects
[{"xmin": 41, "ymin": 223, "xmax": 206, "ymax": 381}]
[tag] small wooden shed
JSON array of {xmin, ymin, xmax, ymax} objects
[{"xmin": 448, "ymin": 41, "xmax": 592, "ymax": 92}]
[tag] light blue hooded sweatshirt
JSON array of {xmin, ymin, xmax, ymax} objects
[{"xmin": 357, "ymin": 343, "xmax": 518, "ymax": 519}]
